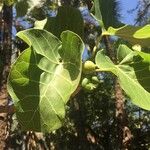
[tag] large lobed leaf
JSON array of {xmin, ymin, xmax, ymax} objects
[
  {"xmin": 93, "ymin": 0, "xmax": 122, "ymax": 29},
  {"xmin": 95, "ymin": 45, "xmax": 150, "ymax": 110},
  {"xmin": 45, "ymin": 6, "xmax": 84, "ymax": 39},
  {"xmin": 35, "ymin": 6, "xmax": 84, "ymax": 39},
  {"xmin": 7, "ymin": 29, "xmax": 84, "ymax": 132},
  {"xmin": 106, "ymin": 25, "xmax": 150, "ymax": 47}
]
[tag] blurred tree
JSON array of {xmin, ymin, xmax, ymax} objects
[
  {"xmin": 135, "ymin": 0, "xmax": 150, "ymax": 25},
  {"xmin": 0, "ymin": 4, "xmax": 12, "ymax": 149}
]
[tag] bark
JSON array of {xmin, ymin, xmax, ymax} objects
[
  {"xmin": 103, "ymin": 35, "xmax": 132, "ymax": 149},
  {"xmin": 0, "ymin": 5, "xmax": 12, "ymax": 149},
  {"xmin": 115, "ymin": 79, "xmax": 132, "ymax": 149}
]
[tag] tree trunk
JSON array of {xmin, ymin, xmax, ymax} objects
[
  {"xmin": 103, "ymin": 35, "xmax": 132, "ymax": 149},
  {"xmin": 0, "ymin": 4, "xmax": 12, "ymax": 149},
  {"xmin": 115, "ymin": 79, "xmax": 132, "ymax": 149}
]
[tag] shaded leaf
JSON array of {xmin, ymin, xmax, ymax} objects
[
  {"xmin": 95, "ymin": 46, "xmax": 150, "ymax": 110},
  {"xmin": 94, "ymin": 0, "xmax": 122, "ymax": 29},
  {"xmin": 44, "ymin": 6, "xmax": 84, "ymax": 39},
  {"xmin": 93, "ymin": 0, "xmax": 104, "ymax": 29},
  {"xmin": 7, "ymin": 29, "xmax": 84, "ymax": 132},
  {"xmin": 106, "ymin": 25, "xmax": 150, "ymax": 47},
  {"xmin": 94, "ymin": 0, "xmax": 102, "ymax": 21},
  {"xmin": 15, "ymin": 0, "xmax": 29, "ymax": 17}
]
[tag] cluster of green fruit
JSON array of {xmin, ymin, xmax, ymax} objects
[
  {"xmin": 81, "ymin": 60, "xmax": 100, "ymax": 91},
  {"xmin": 81, "ymin": 76, "xmax": 100, "ymax": 91}
]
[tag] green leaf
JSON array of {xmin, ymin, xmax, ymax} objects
[
  {"xmin": 94, "ymin": 0, "xmax": 122, "ymax": 29},
  {"xmin": 94, "ymin": 0, "xmax": 102, "ymax": 21},
  {"xmin": 7, "ymin": 29, "xmax": 84, "ymax": 132},
  {"xmin": 15, "ymin": 0, "xmax": 29, "ymax": 17},
  {"xmin": 34, "ymin": 18, "xmax": 47, "ymax": 29},
  {"xmin": 117, "ymin": 44, "xmax": 132, "ymax": 63},
  {"xmin": 95, "ymin": 46, "xmax": 150, "ymax": 110},
  {"xmin": 43, "ymin": 6, "xmax": 84, "ymax": 39},
  {"xmin": 93, "ymin": 0, "xmax": 104, "ymax": 29},
  {"xmin": 106, "ymin": 25, "xmax": 150, "ymax": 47}
]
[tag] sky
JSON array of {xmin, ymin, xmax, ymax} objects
[{"xmin": 119, "ymin": 0, "xmax": 138, "ymax": 25}]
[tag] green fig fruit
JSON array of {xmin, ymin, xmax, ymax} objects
[
  {"xmin": 81, "ymin": 77, "xmax": 89, "ymax": 87},
  {"xmin": 82, "ymin": 61, "xmax": 96, "ymax": 74},
  {"xmin": 84, "ymin": 83, "xmax": 97, "ymax": 91},
  {"xmin": 91, "ymin": 76, "xmax": 100, "ymax": 84}
]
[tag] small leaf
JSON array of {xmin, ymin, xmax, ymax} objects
[
  {"xmin": 93, "ymin": 0, "xmax": 104, "ymax": 29},
  {"xmin": 7, "ymin": 29, "xmax": 84, "ymax": 132},
  {"xmin": 34, "ymin": 18, "xmax": 47, "ymax": 29},
  {"xmin": 117, "ymin": 44, "xmax": 132, "ymax": 63},
  {"xmin": 106, "ymin": 25, "xmax": 150, "ymax": 47},
  {"xmin": 95, "ymin": 47, "xmax": 150, "ymax": 110},
  {"xmin": 94, "ymin": 0, "xmax": 102, "ymax": 21}
]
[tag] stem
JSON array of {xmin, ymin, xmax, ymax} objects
[
  {"xmin": 103, "ymin": 35, "xmax": 115, "ymax": 62},
  {"xmin": 95, "ymin": 69, "xmax": 110, "ymax": 72},
  {"xmin": 103, "ymin": 35, "xmax": 132, "ymax": 149}
]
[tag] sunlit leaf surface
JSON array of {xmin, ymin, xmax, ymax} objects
[
  {"xmin": 107, "ymin": 25, "xmax": 150, "ymax": 47},
  {"xmin": 96, "ymin": 45, "xmax": 150, "ymax": 110},
  {"xmin": 7, "ymin": 29, "xmax": 84, "ymax": 132}
]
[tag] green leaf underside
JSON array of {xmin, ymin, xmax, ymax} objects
[
  {"xmin": 7, "ymin": 29, "xmax": 84, "ymax": 132},
  {"xmin": 95, "ymin": 46, "xmax": 150, "ymax": 110},
  {"xmin": 117, "ymin": 45, "xmax": 132, "ymax": 63},
  {"xmin": 94, "ymin": 0, "xmax": 102, "ymax": 21},
  {"xmin": 93, "ymin": 0, "xmax": 104, "ymax": 28},
  {"xmin": 107, "ymin": 25, "xmax": 150, "ymax": 47}
]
